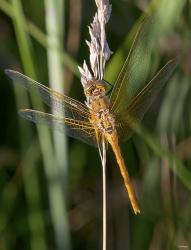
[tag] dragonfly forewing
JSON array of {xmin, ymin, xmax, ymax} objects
[
  {"xmin": 109, "ymin": 2, "xmax": 176, "ymax": 116},
  {"xmin": 5, "ymin": 70, "xmax": 90, "ymax": 122},
  {"xmin": 109, "ymin": 14, "xmax": 154, "ymax": 114}
]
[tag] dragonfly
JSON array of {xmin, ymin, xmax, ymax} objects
[{"xmin": 5, "ymin": 18, "xmax": 177, "ymax": 214}]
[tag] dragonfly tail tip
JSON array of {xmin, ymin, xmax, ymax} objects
[{"xmin": 134, "ymin": 207, "xmax": 141, "ymax": 215}]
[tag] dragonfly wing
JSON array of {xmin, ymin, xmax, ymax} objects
[
  {"xmin": 109, "ymin": 4, "xmax": 176, "ymax": 115},
  {"xmin": 115, "ymin": 58, "xmax": 177, "ymax": 141},
  {"xmin": 5, "ymin": 70, "xmax": 90, "ymax": 121},
  {"xmin": 19, "ymin": 109, "xmax": 98, "ymax": 147},
  {"xmin": 109, "ymin": 15, "xmax": 154, "ymax": 114}
]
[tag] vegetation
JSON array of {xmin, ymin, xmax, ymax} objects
[{"xmin": 0, "ymin": 0, "xmax": 190, "ymax": 249}]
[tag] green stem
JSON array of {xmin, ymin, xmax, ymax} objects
[
  {"xmin": 133, "ymin": 122, "xmax": 191, "ymax": 191},
  {"xmin": 10, "ymin": 1, "xmax": 49, "ymax": 250},
  {"xmin": 0, "ymin": 0, "xmax": 79, "ymax": 77},
  {"xmin": 45, "ymin": 0, "xmax": 71, "ymax": 249}
]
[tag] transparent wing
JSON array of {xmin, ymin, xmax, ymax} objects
[
  {"xmin": 115, "ymin": 58, "xmax": 177, "ymax": 141},
  {"xmin": 19, "ymin": 109, "xmax": 98, "ymax": 146},
  {"xmin": 109, "ymin": 5, "xmax": 174, "ymax": 115},
  {"xmin": 109, "ymin": 15, "xmax": 153, "ymax": 114},
  {"xmin": 5, "ymin": 69, "xmax": 90, "ymax": 121}
]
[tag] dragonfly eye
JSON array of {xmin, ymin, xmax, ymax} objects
[
  {"xmin": 84, "ymin": 85, "xmax": 95, "ymax": 96},
  {"xmin": 97, "ymin": 85, "xmax": 106, "ymax": 94},
  {"xmin": 95, "ymin": 80, "xmax": 107, "ymax": 93}
]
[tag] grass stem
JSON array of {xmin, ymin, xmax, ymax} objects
[{"xmin": 45, "ymin": 0, "xmax": 71, "ymax": 249}]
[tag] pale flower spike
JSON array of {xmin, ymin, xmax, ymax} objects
[
  {"xmin": 78, "ymin": 0, "xmax": 112, "ymax": 84},
  {"xmin": 78, "ymin": 61, "xmax": 92, "ymax": 86}
]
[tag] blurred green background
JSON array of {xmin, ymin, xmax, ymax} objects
[{"xmin": 0, "ymin": 0, "xmax": 191, "ymax": 249}]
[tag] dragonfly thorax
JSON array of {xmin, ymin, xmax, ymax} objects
[{"xmin": 86, "ymin": 82, "xmax": 116, "ymax": 135}]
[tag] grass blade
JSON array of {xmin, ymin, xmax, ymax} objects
[{"xmin": 45, "ymin": 0, "xmax": 71, "ymax": 249}]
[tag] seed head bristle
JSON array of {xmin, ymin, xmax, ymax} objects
[{"xmin": 79, "ymin": 0, "xmax": 112, "ymax": 85}]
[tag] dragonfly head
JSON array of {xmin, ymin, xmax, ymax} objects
[{"xmin": 84, "ymin": 79, "xmax": 107, "ymax": 98}]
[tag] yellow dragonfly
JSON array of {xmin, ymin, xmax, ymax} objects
[{"xmin": 5, "ymin": 20, "xmax": 177, "ymax": 214}]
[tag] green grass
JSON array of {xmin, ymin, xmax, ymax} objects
[{"xmin": 0, "ymin": 0, "xmax": 191, "ymax": 249}]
